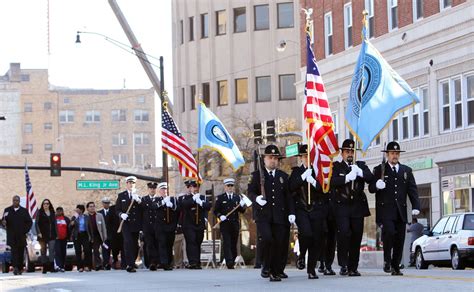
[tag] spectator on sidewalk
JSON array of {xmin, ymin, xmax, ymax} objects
[
  {"xmin": 36, "ymin": 199, "xmax": 57, "ymax": 274},
  {"xmin": 55, "ymin": 207, "xmax": 70, "ymax": 272},
  {"xmin": 70, "ymin": 204, "xmax": 92, "ymax": 272},
  {"xmin": 87, "ymin": 201, "xmax": 107, "ymax": 271}
]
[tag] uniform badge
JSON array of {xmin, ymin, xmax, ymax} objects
[
  {"xmin": 404, "ymin": 172, "xmax": 407, "ymax": 180},
  {"xmin": 279, "ymin": 177, "xmax": 284, "ymax": 184}
]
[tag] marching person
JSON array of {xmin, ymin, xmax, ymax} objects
[
  {"xmin": 141, "ymin": 182, "xmax": 159, "ymax": 271},
  {"xmin": 115, "ymin": 176, "xmax": 143, "ymax": 273},
  {"xmin": 289, "ymin": 144, "xmax": 327, "ymax": 279},
  {"xmin": 98, "ymin": 197, "xmax": 116, "ymax": 270},
  {"xmin": 180, "ymin": 179, "xmax": 211, "ymax": 269},
  {"xmin": 155, "ymin": 182, "xmax": 179, "ymax": 270},
  {"xmin": 70, "ymin": 204, "xmax": 92, "ymax": 272},
  {"xmin": 214, "ymin": 178, "xmax": 247, "ymax": 269},
  {"xmin": 369, "ymin": 141, "xmax": 420, "ymax": 276},
  {"xmin": 86, "ymin": 201, "xmax": 107, "ymax": 271},
  {"xmin": 331, "ymin": 139, "xmax": 374, "ymax": 276},
  {"xmin": 35, "ymin": 198, "xmax": 57, "ymax": 274},
  {"xmin": 54, "ymin": 206, "xmax": 70, "ymax": 272},
  {"xmin": 248, "ymin": 145, "xmax": 294, "ymax": 282},
  {"xmin": 1, "ymin": 195, "xmax": 32, "ymax": 275}
]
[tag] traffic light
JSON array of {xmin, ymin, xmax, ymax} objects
[
  {"xmin": 50, "ymin": 153, "xmax": 61, "ymax": 176},
  {"xmin": 265, "ymin": 120, "xmax": 276, "ymax": 142},
  {"xmin": 253, "ymin": 122, "xmax": 263, "ymax": 144}
]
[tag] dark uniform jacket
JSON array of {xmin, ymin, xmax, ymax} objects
[
  {"xmin": 180, "ymin": 193, "xmax": 211, "ymax": 230},
  {"xmin": 368, "ymin": 163, "xmax": 420, "ymax": 224},
  {"xmin": 98, "ymin": 206, "xmax": 118, "ymax": 240},
  {"xmin": 248, "ymin": 169, "xmax": 294, "ymax": 225},
  {"xmin": 141, "ymin": 195, "xmax": 157, "ymax": 233},
  {"xmin": 289, "ymin": 165, "xmax": 328, "ymax": 219},
  {"xmin": 154, "ymin": 196, "xmax": 180, "ymax": 232},
  {"xmin": 331, "ymin": 160, "xmax": 374, "ymax": 218},
  {"xmin": 115, "ymin": 190, "xmax": 143, "ymax": 232},
  {"xmin": 214, "ymin": 193, "xmax": 246, "ymax": 223},
  {"xmin": 2, "ymin": 206, "xmax": 32, "ymax": 247}
]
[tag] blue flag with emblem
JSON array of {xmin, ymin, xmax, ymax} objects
[
  {"xmin": 198, "ymin": 102, "xmax": 245, "ymax": 170},
  {"xmin": 345, "ymin": 22, "xmax": 419, "ymax": 152}
]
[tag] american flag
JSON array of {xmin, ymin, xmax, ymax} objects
[
  {"xmin": 161, "ymin": 108, "xmax": 201, "ymax": 182},
  {"xmin": 304, "ymin": 31, "xmax": 339, "ymax": 193},
  {"xmin": 25, "ymin": 164, "xmax": 38, "ymax": 218}
]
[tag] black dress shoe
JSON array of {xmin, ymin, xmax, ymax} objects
[
  {"xmin": 13, "ymin": 268, "xmax": 19, "ymax": 275},
  {"xmin": 126, "ymin": 266, "xmax": 137, "ymax": 273},
  {"xmin": 278, "ymin": 272, "xmax": 288, "ymax": 279},
  {"xmin": 163, "ymin": 265, "xmax": 173, "ymax": 271},
  {"xmin": 269, "ymin": 274, "xmax": 281, "ymax": 282},
  {"xmin": 308, "ymin": 271, "xmax": 319, "ymax": 279},
  {"xmin": 149, "ymin": 264, "xmax": 157, "ymax": 271},
  {"xmin": 104, "ymin": 264, "xmax": 111, "ymax": 270},
  {"xmin": 261, "ymin": 269, "xmax": 270, "ymax": 278},
  {"xmin": 348, "ymin": 270, "xmax": 361, "ymax": 277},
  {"xmin": 318, "ymin": 266, "xmax": 325, "ymax": 273},
  {"xmin": 391, "ymin": 270, "xmax": 403, "ymax": 276},
  {"xmin": 339, "ymin": 266, "xmax": 348, "ymax": 276},
  {"xmin": 296, "ymin": 257, "xmax": 305, "ymax": 270},
  {"xmin": 254, "ymin": 264, "xmax": 262, "ymax": 269},
  {"xmin": 324, "ymin": 269, "xmax": 336, "ymax": 275},
  {"xmin": 383, "ymin": 263, "xmax": 392, "ymax": 273}
]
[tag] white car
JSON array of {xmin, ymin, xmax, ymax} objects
[{"xmin": 411, "ymin": 212, "xmax": 474, "ymax": 270}]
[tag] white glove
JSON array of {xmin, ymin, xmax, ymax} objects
[
  {"xmin": 301, "ymin": 168, "xmax": 312, "ymax": 181},
  {"xmin": 120, "ymin": 213, "xmax": 128, "ymax": 220},
  {"xmin": 376, "ymin": 179, "xmax": 386, "ymax": 190},
  {"xmin": 412, "ymin": 209, "xmax": 420, "ymax": 216},
  {"xmin": 220, "ymin": 215, "xmax": 227, "ymax": 222},
  {"xmin": 165, "ymin": 201, "xmax": 173, "ymax": 208},
  {"xmin": 352, "ymin": 164, "xmax": 363, "ymax": 177},
  {"xmin": 132, "ymin": 193, "xmax": 141, "ymax": 203},
  {"xmin": 192, "ymin": 193, "xmax": 200, "ymax": 201},
  {"xmin": 345, "ymin": 168, "xmax": 357, "ymax": 183},
  {"xmin": 195, "ymin": 197, "xmax": 203, "ymax": 206},
  {"xmin": 239, "ymin": 199, "xmax": 246, "ymax": 207},
  {"xmin": 256, "ymin": 195, "xmax": 267, "ymax": 206},
  {"xmin": 163, "ymin": 196, "xmax": 171, "ymax": 204},
  {"xmin": 306, "ymin": 175, "xmax": 317, "ymax": 187},
  {"xmin": 288, "ymin": 214, "xmax": 296, "ymax": 224}
]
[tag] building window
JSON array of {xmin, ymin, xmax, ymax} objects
[
  {"xmin": 412, "ymin": 103, "xmax": 420, "ymax": 138},
  {"xmin": 22, "ymin": 144, "xmax": 33, "ymax": 154},
  {"xmin": 24, "ymin": 123, "xmax": 32, "ymax": 134},
  {"xmin": 256, "ymin": 76, "xmax": 271, "ymax": 102},
  {"xmin": 401, "ymin": 109, "xmax": 409, "ymax": 140},
  {"xmin": 112, "ymin": 109, "xmax": 127, "ymax": 122},
  {"xmin": 235, "ymin": 78, "xmax": 248, "ymax": 104},
  {"xmin": 216, "ymin": 10, "xmax": 226, "ymax": 36},
  {"xmin": 391, "ymin": 117, "xmax": 399, "ymax": 141},
  {"xmin": 202, "ymin": 83, "xmax": 210, "ymax": 107},
  {"xmin": 254, "ymin": 5, "xmax": 269, "ymax": 30},
  {"xmin": 190, "ymin": 85, "xmax": 196, "ymax": 110},
  {"xmin": 279, "ymin": 74, "xmax": 296, "ymax": 100},
  {"xmin": 134, "ymin": 132, "xmax": 151, "ymax": 145},
  {"xmin": 441, "ymin": 81, "xmax": 450, "ymax": 131},
  {"xmin": 324, "ymin": 12, "xmax": 333, "ymax": 56},
  {"xmin": 217, "ymin": 80, "xmax": 228, "ymax": 106},
  {"xmin": 134, "ymin": 109, "xmax": 149, "ymax": 122},
  {"xmin": 421, "ymin": 87, "xmax": 430, "ymax": 135},
  {"xmin": 44, "ymin": 122, "xmax": 52, "ymax": 130},
  {"xmin": 24, "ymin": 102, "xmax": 32, "ymax": 113},
  {"xmin": 332, "ymin": 112, "xmax": 339, "ymax": 143},
  {"xmin": 85, "ymin": 110, "xmax": 101, "ymax": 123},
  {"xmin": 63, "ymin": 97, "xmax": 70, "ymax": 104},
  {"xmin": 189, "ymin": 16, "xmax": 194, "ymax": 41},
  {"xmin": 388, "ymin": 0, "xmax": 398, "ymax": 31},
  {"xmin": 454, "ymin": 78, "xmax": 462, "ymax": 128},
  {"xmin": 137, "ymin": 96, "xmax": 145, "ymax": 103},
  {"xmin": 413, "ymin": 0, "xmax": 423, "ymax": 22},
  {"xmin": 135, "ymin": 153, "xmax": 147, "ymax": 166},
  {"xmin": 234, "ymin": 7, "xmax": 246, "ymax": 33},
  {"xmin": 277, "ymin": 2, "xmax": 294, "ymax": 29},
  {"xmin": 365, "ymin": 0, "xmax": 375, "ymax": 38},
  {"xmin": 344, "ymin": 3, "xmax": 353, "ymax": 49},
  {"xmin": 179, "ymin": 20, "xmax": 184, "ymax": 44},
  {"xmin": 112, "ymin": 133, "xmax": 127, "ymax": 146},
  {"xmin": 440, "ymin": 0, "xmax": 452, "ymax": 10},
  {"xmin": 201, "ymin": 13, "xmax": 209, "ymax": 38},
  {"xmin": 21, "ymin": 74, "xmax": 30, "ymax": 81},
  {"xmin": 44, "ymin": 102, "xmax": 52, "ymax": 110},
  {"xmin": 44, "ymin": 144, "xmax": 53, "ymax": 151},
  {"xmin": 467, "ymin": 75, "xmax": 474, "ymax": 126},
  {"xmin": 113, "ymin": 154, "xmax": 128, "ymax": 165},
  {"xmin": 59, "ymin": 110, "xmax": 74, "ymax": 123},
  {"xmin": 181, "ymin": 88, "xmax": 186, "ymax": 112}
]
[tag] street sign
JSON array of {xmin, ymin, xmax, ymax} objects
[
  {"xmin": 285, "ymin": 143, "xmax": 300, "ymax": 157},
  {"xmin": 76, "ymin": 180, "xmax": 120, "ymax": 190}
]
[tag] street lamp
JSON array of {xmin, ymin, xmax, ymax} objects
[{"xmin": 276, "ymin": 39, "xmax": 298, "ymax": 52}]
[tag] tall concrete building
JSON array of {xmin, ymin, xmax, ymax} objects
[
  {"xmin": 297, "ymin": 0, "xmax": 473, "ymax": 255},
  {"xmin": 0, "ymin": 63, "xmax": 157, "ymax": 212}
]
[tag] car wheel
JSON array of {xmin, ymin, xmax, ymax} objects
[
  {"xmin": 451, "ymin": 247, "xmax": 465, "ymax": 270},
  {"xmin": 415, "ymin": 248, "xmax": 428, "ymax": 270},
  {"xmin": 24, "ymin": 250, "xmax": 35, "ymax": 273}
]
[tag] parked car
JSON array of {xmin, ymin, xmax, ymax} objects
[
  {"xmin": 0, "ymin": 227, "xmax": 12, "ymax": 273},
  {"xmin": 411, "ymin": 212, "xmax": 474, "ymax": 270}
]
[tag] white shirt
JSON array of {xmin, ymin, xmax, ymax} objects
[
  {"xmin": 226, "ymin": 192, "xmax": 234, "ymax": 200},
  {"xmin": 388, "ymin": 163, "xmax": 399, "ymax": 173},
  {"xmin": 265, "ymin": 168, "xmax": 275, "ymax": 177}
]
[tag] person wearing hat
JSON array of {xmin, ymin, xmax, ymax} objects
[
  {"xmin": 154, "ymin": 182, "xmax": 179, "ymax": 270},
  {"xmin": 248, "ymin": 144, "xmax": 295, "ymax": 282},
  {"xmin": 179, "ymin": 179, "xmax": 211, "ymax": 269},
  {"xmin": 288, "ymin": 144, "xmax": 327, "ymax": 279},
  {"xmin": 98, "ymin": 197, "xmax": 117, "ymax": 270},
  {"xmin": 330, "ymin": 139, "xmax": 374, "ymax": 276},
  {"xmin": 115, "ymin": 176, "xmax": 143, "ymax": 272},
  {"xmin": 214, "ymin": 178, "xmax": 248, "ymax": 269},
  {"xmin": 369, "ymin": 141, "xmax": 420, "ymax": 276},
  {"xmin": 141, "ymin": 182, "xmax": 160, "ymax": 270}
]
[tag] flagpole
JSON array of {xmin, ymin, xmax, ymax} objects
[
  {"xmin": 304, "ymin": 9, "xmax": 314, "ymax": 205},
  {"xmin": 163, "ymin": 101, "xmax": 171, "ymax": 223}
]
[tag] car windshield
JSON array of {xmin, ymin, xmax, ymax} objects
[{"xmin": 463, "ymin": 214, "xmax": 474, "ymax": 230}]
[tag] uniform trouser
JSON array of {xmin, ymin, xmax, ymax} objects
[
  {"xmin": 382, "ymin": 217, "xmax": 406, "ymax": 269},
  {"xmin": 91, "ymin": 235, "xmax": 103, "ymax": 268},
  {"xmin": 297, "ymin": 214, "xmax": 325, "ymax": 273},
  {"xmin": 74, "ymin": 232, "xmax": 92, "ymax": 269},
  {"xmin": 122, "ymin": 224, "xmax": 139, "ymax": 267},
  {"xmin": 111, "ymin": 233, "xmax": 124, "ymax": 267},
  {"xmin": 257, "ymin": 222, "xmax": 286, "ymax": 275},
  {"xmin": 280, "ymin": 225, "xmax": 290, "ymax": 273},
  {"xmin": 220, "ymin": 221, "xmax": 239, "ymax": 265},
  {"xmin": 173, "ymin": 233, "xmax": 186, "ymax": 267},
  {"xmin": 336, "ymin": 216, "xmax": 364, "ymax": 271},
  {"xmin": 158, "ymin": 229, "xmax": 176, "ymax": 265},
  {"xmin": 39, "ymin": 239, "xmax": 55, "ymax": 268},
  {"xmin": 144, "ymin": 229, "xmax": 160, "ymax": 265},
  {"xmin": 183, "ymin": 227, "xmax": 204, "ymax": 266},
  {"xmin": 320, "ymin": 215, "xmax": 337, "ymax": 269},
  {"xmin": 255, "ymin": 228, "xmax": 263, "ymax": 266},
  {"xmin": 55, "ymin": 239, "xmax": 67, "ymax": 268},
  {"xmin": 101, "ymin": 239, "xmax": 111, "ymax": 267},
  {"xmin": 11, "ymin": 244, "xmax": 26, "ymax": 270}
]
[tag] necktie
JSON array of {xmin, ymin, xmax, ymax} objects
[
  {"xmin": 104, "ymin": 209, "xmax": 107, "ymax": 216},
  {"xmin": 392, "ymin": 166, "xmax": 397, "ymax": 173}
]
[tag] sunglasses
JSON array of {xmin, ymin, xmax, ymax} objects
[
  {"xmin": 226, "ymin": 184, "xmax": 235, "ymax": 187},
  {"xmin": 43, "ymin": 202, "xmax": 50, "ymax": 205}
]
